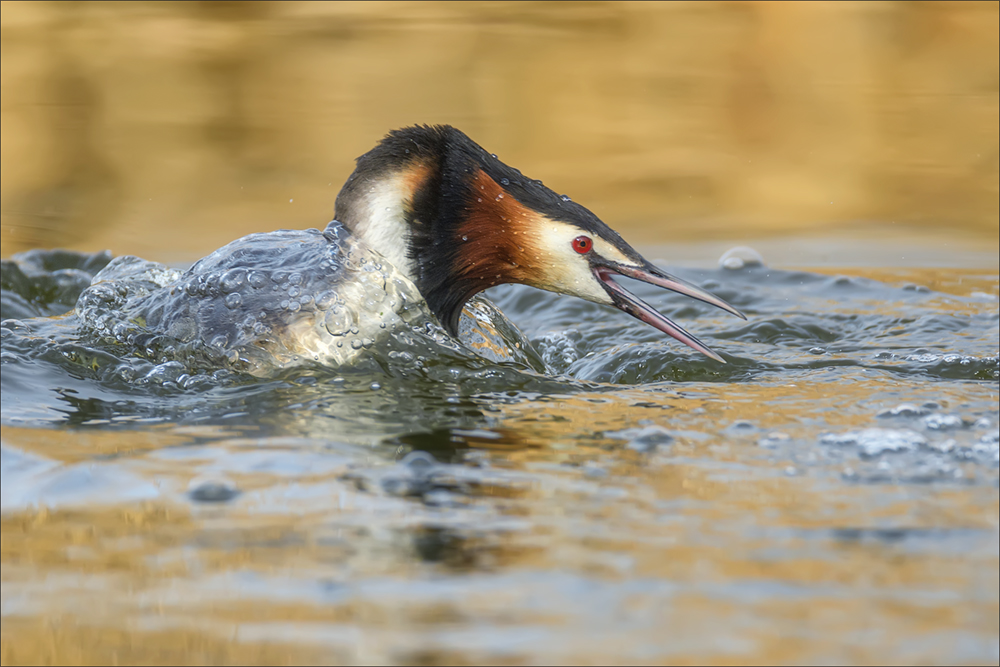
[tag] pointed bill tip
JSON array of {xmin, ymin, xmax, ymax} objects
[{"xmin": 597, "ymin": 268, "xmax": 729, "ymax": 363}]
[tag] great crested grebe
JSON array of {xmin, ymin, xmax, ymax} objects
[{"xmin": 85, "ymin": 125, "xmax": 744, "ymax": 369}]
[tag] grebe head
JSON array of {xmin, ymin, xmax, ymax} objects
[{"xmin": 334, "ymin": 125, "xmax": 744, "ymax": 362}]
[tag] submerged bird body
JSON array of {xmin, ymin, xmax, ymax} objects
[{"xmin": 78, "ymin": 125, "xmax": 743, "ymax": 370}]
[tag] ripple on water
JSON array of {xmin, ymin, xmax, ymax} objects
[
  {"xmin": 821, "ymin": 428, "xmax": 926, "ymax": 458},
  {"xmin": 0, "ymin": 246, "xmax": 997, "ymax": 664}
]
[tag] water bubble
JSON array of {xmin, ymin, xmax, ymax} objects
[
  {"xmin": 928, "ymin": 439, "xmax": 957, "ymax": 453},
  {"xmin": 220, "ymin": 269, "xmax": 246, "ymax": 293},
  {"xmin": 204, "ymin": 272, "xmax": 221, "ymax": 293},
  {"xmin": 758, "ymin": 432, "xmax": 791, "ymax": 448},
  {"xmin": 288, "ymin": 272, "xmax": 303, "ymax": 286},
  {"xmin": 606, "ymin": 425, "xmax": 674, "ymax": 452},
  {"xmin": 287, "ymin": 286, "xmax": 301, "ymax": 298},
  {"xmin": 209, "ymin": 334, "xmax": 229, "ymax": 350},
  {"xmin": 719, "ymin": 246, "xmax": 764, "ymax": 270},
  {"xmin": 820, "ymin": 428, "xmax": 925, "ymax": 457},
  {"xmin": 315, "ymin": 291, "xmax": 336, "ymax": 310},
  {"xmin": 285, "ymin": 300, "xmax": 301, "ymax": 312},
  {"xmin": 188, "ymin": 477, "xmax": 240, "ymax": 503},
  {"xmin": 923, "ymin": 413, "xmax": 962, "ymax": 430},
  {"xmin": 324, "ymin": 305, "xmax": 352, "ymax": 336},
  {"xmin": 351, "ymin": 339, "xmax": 363, "ymax": 350},
  {"xmin": 144, "ymin": 361, "xmax": 185, "ymax": 384},
  {"xmin": 224, "ymin": 293, "xmax": 243, "ymax": 309},
  {"xmin": 877, "ymin": 404, "xmax": 928, "ymax": 418}
]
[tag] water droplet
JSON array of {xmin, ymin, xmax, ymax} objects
[
  {"xmin": 220, "ymin": 269, "xmax": 246, "ymax": 293},
  {"xmin": 719, "ymin": 246, "xmax": 764, "ymax": 270},
  {"xmin": 462, "ymin": 235, "xmax": 469, "ymax": 241},
  {"xmin": 500, "ymin": 178, "xmax": 509, "ymax": 186},
  {"xmin": 370, "ymin": 382, "xmax": 381, "ymax": 390},
  {"xmin": 224, "ymin": 293, "xmax": 243, "ymax": 309},
  {"xmin": 923, "ymin": 413, "xmax": 962, "ymax": 430},
  {"xmin": 477, "ymin": 198, "xmax": 483, "ymax": 202},
  {"xmin": 758, "ymin": 432, "xmax": 791, "ymax": 448},
  {"xmin": 351, "ymin": 339, "xmax": 363, "ymax": 350},
  {"xmin": 560, "ymin": 194, "xmax": 571, "ymax": 202},
  {"xmin": 188, "ymin": 478, "xmax": 240, "ymax": 503},
  {"xmin": 324, "ymin": 306, "xmax": 352, "ymax": 336},
  {"xmin": 490, "ymin": 153, "xmax": 497, "ymax": 159}
]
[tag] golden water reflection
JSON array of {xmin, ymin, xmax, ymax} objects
[{"xmin": 2, "ymin": 1, "xmax": 997, "ymax": 261}]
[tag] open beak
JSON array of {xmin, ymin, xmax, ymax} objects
[{"xmin": 594, "ymin": 261, "xmax": 746, "ymax": 363}]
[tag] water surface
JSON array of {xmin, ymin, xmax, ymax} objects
[{"xmin": 2, "ymin": 243, "xmax": 997, "ymax": 665}]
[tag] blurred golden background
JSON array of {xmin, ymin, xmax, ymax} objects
[{"xmin": 1, "ymin": 1, "xmax": 997, "ymax": 262}]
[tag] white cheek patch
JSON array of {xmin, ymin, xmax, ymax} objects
[
  {"xmin": 350, "ymin": 174, "xmax": 414, "ymax": 281},
  {"xmin": 529, "ymin": 219, "xmax": 628, "ymax": 306}
]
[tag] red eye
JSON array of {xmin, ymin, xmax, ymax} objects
[{"xmin": 572, "ymin": 235, "xmax": 592, "ymax": 254}]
